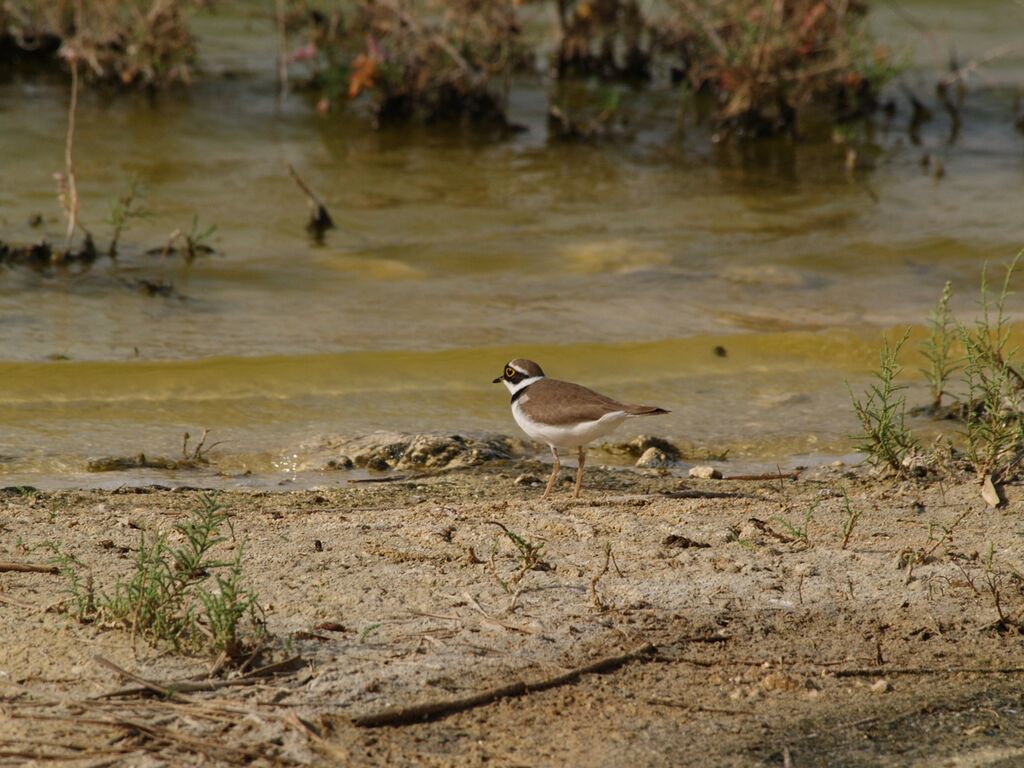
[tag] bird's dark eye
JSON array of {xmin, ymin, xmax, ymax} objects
[{"xmin": 505, "ymin": 367, "xmax": 516, "ymax": 378}]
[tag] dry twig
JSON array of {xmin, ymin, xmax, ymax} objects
[
  {"xmin": 92, "ymin": 655, "xmax": 304, "ymax": 700},
  {"xmin": 352, "ymin": 643, "xmax": 657, "ymax": 727},
  {"xmin": 0, "ymin": 561, "xmax": 59, "ymax": 574}
]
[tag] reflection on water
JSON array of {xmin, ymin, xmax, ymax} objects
[{"xmin": 0, "ymin": 1, "xmax": 1022, "ymax": 483}]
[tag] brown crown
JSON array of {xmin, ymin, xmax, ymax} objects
[{"xmin": 508, "ymin": 359, "xmax": 545, "ymax": 378}]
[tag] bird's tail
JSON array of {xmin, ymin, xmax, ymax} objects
[{"xmin": 625, "ymin": 405, "xmax": 670, "ymax": 416}]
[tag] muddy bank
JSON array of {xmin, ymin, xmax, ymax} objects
[{"xmin": 1, "ymin": 465, "xmax": 1023, "ymax": 766}]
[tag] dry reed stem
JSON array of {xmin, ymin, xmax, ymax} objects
[{"xmin": 58, "ymin": 57, "xmax": 80, "ymax": 259}]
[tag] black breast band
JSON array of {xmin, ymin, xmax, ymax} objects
[{"xmin": 510, "ymin": 382, "xmax": 534, "ymax": 404}]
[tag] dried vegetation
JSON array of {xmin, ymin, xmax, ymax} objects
[
  {"xmin": 279, "ymin": 0, "xmax": 894, "ymax": 134},
  {"xmin": 0, "ymin": 0, "xmax": 202, "ymax": 86}
]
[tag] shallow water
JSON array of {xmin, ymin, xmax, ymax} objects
[{"xmin": 1, "ymin": 1, "xmax": 1023, "ymax": 485}]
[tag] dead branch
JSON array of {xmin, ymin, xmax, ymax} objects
[
  {"xmin": 286, "ymin": 163, "xmax": 335, "ymax": 237},
  {"xmin": 645, "ymin": 698, "xmax": 756, "ymax": 716},
  {"xmin": 275, "ymin": 0, "xmax": 289, "ymax": 97},
  {"xmin": 831, "ymin": 665, "xmax": 1024, "ymax": 677},
  {"xmin": 747, "ymin": 517, "xmax": 797, "ymax": 544},
  {"xmin": 590, "ymin": 542, "xmax": 618, "ymax": 610},
  {"xmin": 9, "ymin": 712, "xmax": 259, "ymax": 762},
  {"xmin": 92, "ymin": 655, "xmax": 304, "ymax": 700},
  {"xmin": 724, "ymin": 472, "xmax": 800, "ymax": 481},
  {"xmin": 93, "ymin": 656, "xmax": 184, "ymax": 701},
  {"xmin": 158, "ymin": 228, "xmax": 183, "ymax": 261},
  {"xmin": 351, "ymin": 643, "xmax": 656, "ymax": 727},
  {"xmin": 283, "ymin": 711, "xmax": 350, "ymax": 762},
  {"xmin": 0, "ymin": 561, "xmax": 59, "ymax": 574},
  {"xmin": 661, "ymin": 490, "xmax": 753, "ymax": 500},
  {"xmin": 61, "ymin": 57, "xmax": 80, "ymax": 257}
]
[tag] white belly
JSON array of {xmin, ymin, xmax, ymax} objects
[{"xmin": 512, "ymin": 401, "xmax": 631, "ymax": 448}]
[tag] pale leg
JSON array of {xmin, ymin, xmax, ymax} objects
[
  {"xmin": 543, "ymin": 445, "xmax": 561, "ymax": 498},
  {"xmin": 574, "ymin": 446, "xmax": 586, "ymax": 498}
]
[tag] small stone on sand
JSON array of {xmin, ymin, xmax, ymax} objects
[{"xmin": 689, "ymin": 465, "xmax": 722, "ymax": 479}]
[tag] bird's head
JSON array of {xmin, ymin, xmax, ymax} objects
[{"xmin": 493, "ymin": 359, "xmax": 545, "ymax": 392}]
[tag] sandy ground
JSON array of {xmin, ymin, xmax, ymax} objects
[{"xmin": 2, "ymin": 459, "xmax": 1024, "ymax": 767}]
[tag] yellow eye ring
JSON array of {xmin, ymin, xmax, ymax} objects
[{"xmin": 505, "ymin": 367, "xmax": 516, "ymax": 378}]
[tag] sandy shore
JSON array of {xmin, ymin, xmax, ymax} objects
[{"xmin": 2, "ymin": 460, "xmax": 1023, "ymax": 766}]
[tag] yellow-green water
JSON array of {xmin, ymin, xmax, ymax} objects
[{"xmin": 1, "ymin": 1, "xmax": 1023, "ymax": 486}]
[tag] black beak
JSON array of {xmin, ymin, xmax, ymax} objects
[{"xmin": 492, "ymin": 377, "xmax": 502, "ymax": 384}]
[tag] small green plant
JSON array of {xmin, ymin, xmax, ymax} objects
[
  {"xmin": 957, "ymin": 255, "xmax": 1024, "ymax": 480},
  {"xmin": 486, "ymin": 520, "xmax": 550, "ymax": 592},
  {"xmin": 360, "ymin": 623, "xmax": 381, "ymax": 643},
  {"xmin": 59, "ymin": 494, "xmax": 263, "ymax": 658},
  {"xmin": 590, "ymin": 541, "xmax": 622, "ymax": 611},
  {"xmin": 47, "ymin": 497, "xmax": 67, "ymax": 524},
  {"xmin": 501, "ymin": 527, "xmax": 546, "ymax": 572},
  {"xmin": 839, "ymin": 494, "xmax": 861, "ymax": 550},
  {"xmin": 44, "ymin": 544, "xmax": 96, "ymax": 618},
  {"xmin": 772, "ymin": 504, "xmax": 814, "ymax": 548},
  {"xmin": 106, "ymin": 180, "xmax": 149, "ymax": 257},
  {"xmin": 849, "ymin": 330, "xmax": 918, "ymax": 474},
  {"xmin": 921, "ymin": 281, "xmax": 959, "ymax": 412},
  {"xmin": 981, "ymin": 543, "xmax": 1024, "ymax": 632}
]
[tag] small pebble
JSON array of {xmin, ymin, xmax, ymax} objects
[
  {"xmin": 870, "ymin": 679, "xmax": 891, "ymax": 694},
  {"xmin": 689, "ymin": 465, "xmax": 722, "ymax": 480}
]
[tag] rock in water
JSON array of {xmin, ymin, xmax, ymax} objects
[
  {"xmin": 608, "ymin": 435, "xmax": 681, "ymax": 459},
  {"xmin": 296, "ymin": 432, "xmax": 523, "ymax": 472},
  {"xmin": 636, "ymin": 447, "xmax": 673, "ymax": 468}
]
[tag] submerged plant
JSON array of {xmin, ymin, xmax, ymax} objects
[
  {"xmin": 106, "ymin": 180, "xmax": 150, "ymax": 257},
  {"xmin": 184, "ymin": 214, "xmax": 217, "ymax": 261},
  {"xmin": 849, "ymin": 331, "xmax": 917, "ymax": 474}
]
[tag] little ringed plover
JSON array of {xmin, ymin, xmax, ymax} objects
[{"xmin": 494, "ymin": 359, "xmax": 669, "ymax": 498}]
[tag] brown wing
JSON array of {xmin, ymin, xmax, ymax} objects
[{"xmin": 518, "ymin": 378, "xmax": 667, "ymax": 426}]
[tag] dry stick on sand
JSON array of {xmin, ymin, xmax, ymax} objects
[
  {"xmin": 10, "ymin": 712, "xmax": 259, "ymax": 763},
  {"xmin": 590, "ymin": 542, "xmax": 623, "ymax": 610},
  {"xmin": 352, "ymin": 643, "xmax": 657, "ymax": 727},
  {"xmin": 0, "ymin": 561, "xmax": 59, "ymax": 574},
  {"xmin": 724, "ymin": 471, "xmax": 800, "ymax": 481},
  {"xmin": 283, "ymin": 712, "xmax": 351, "ymax": 763},
  {"xmin": 92, "ymin": 655, "xmax": 304, "ymax": 700},
  {"xmin": 831, "ymin": 665, "xmax": 1024, "ymax": 678}
]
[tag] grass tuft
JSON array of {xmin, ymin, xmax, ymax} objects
[
  {"xmin": 921, "ymin": 280, "xmax": 959, "ymax": 413},
  {"xmin": 848, "ymin": 330, "xmax": 918, "ymax": 475},
  {"xmin": 56, "ymin": 493, "xmax": 264, "ymax": 659},
  {"xmin": 956, "ymin": 255, "xmax": 1024, "ymax": 480}
]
